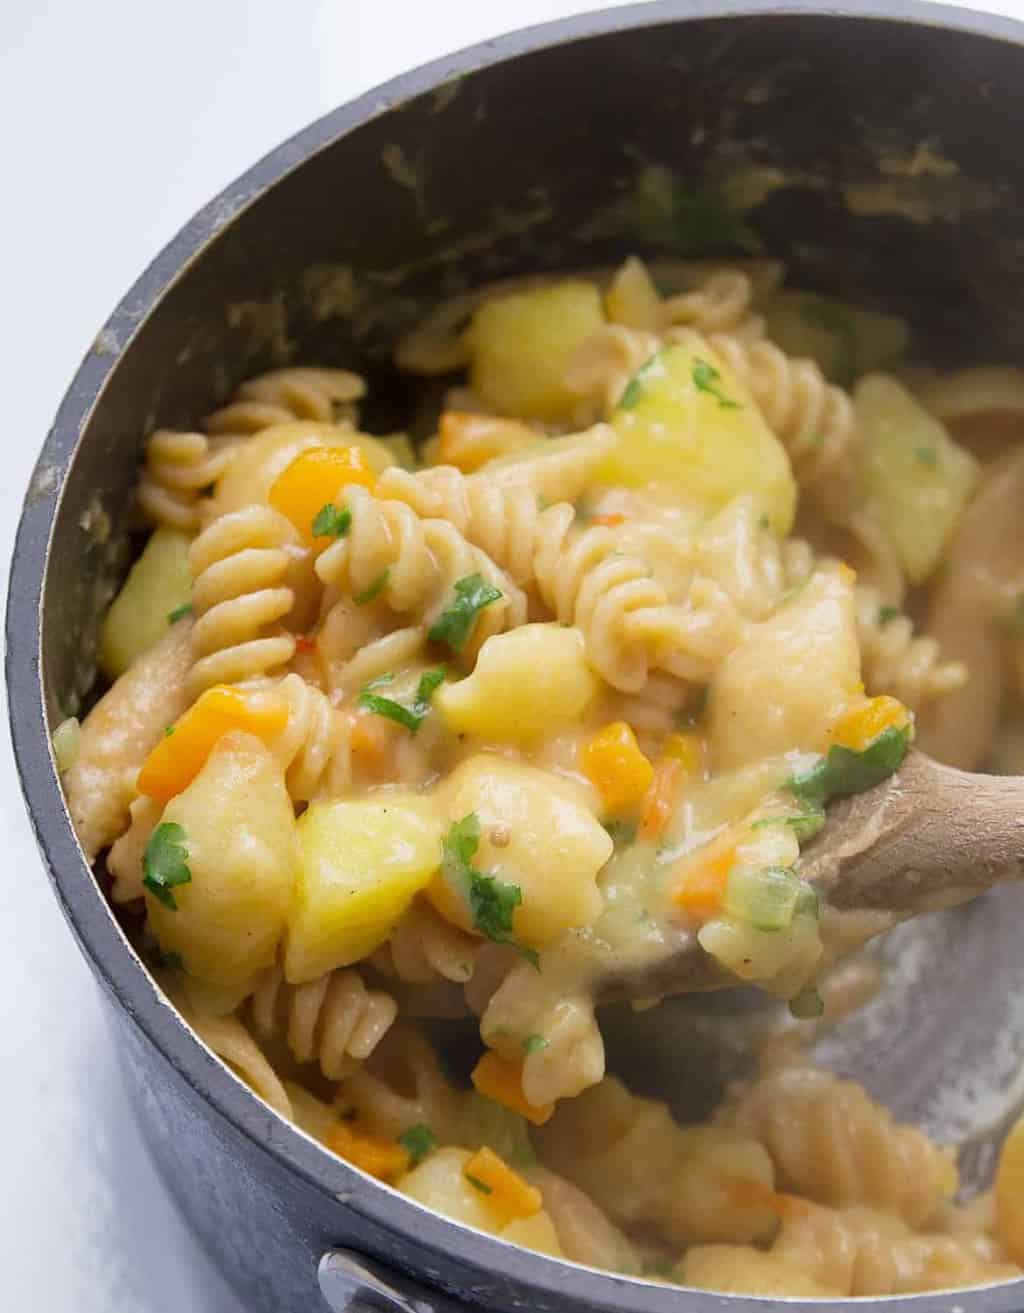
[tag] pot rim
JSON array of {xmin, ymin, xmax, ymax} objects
[{"xmin": 8, "ymin": 2, "xmax": 1024, "ymax": 1309}]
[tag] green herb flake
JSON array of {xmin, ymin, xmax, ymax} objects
[
  {"xmin": 877, "ymin": 604, "xmax": 900, "ymax": 627},
  {"xmin": 523, "ymin": 1034, "xmax": 549, "ymax": 1056},
  {"xmin": 751, "ymin": 808, "xmax": 825, "ymax": 843},
  {"xmin": 441, "ymin": 814, "xmax": 538, "ymax": 967},
  {"xmin": 915, "ymin": 446, "xmax": 938, "ymax": 466},
  {"xmin": 398, "ymin": 1123, "xmax": 437, "ymax": 1167},
  {"xmin": 692, "ymin": 358, "xmax": 740, "ymax": 410},
  {"xmin": 143, "ymin": 822, "xmax": 192, "ymax": 911},
  {"xmin": 789, "ymin": 985, "xmax": 825, "ymax": 1020},
  {"xmin": 618, "ymin": 350, "xmax": 665, "ymax": 410},
  {"xmin": 466, "ymin": 1174, "xmax": 492, "ymax": 1195},
  {"xmin": 428, "ymin": 574, "xmax": 503, "ymax": 653},
  {"xmin": 759, "ymin": 513, "xmax": 771, "ymax": 531},
  {"xmin": 167, "ymin": 602, "xmax": 193, "ymax": 624},
  {"xmin": 354, "ymin": 570, "xmax": 389, "ymax": 606},
  {"xmin": 604, "ymin": 819, "xmax": 638, "ymax": 846},
  {"xmin": 163, "ymin": 725, "xmax": 175, "ymax": 738},
  {"xmin": 358, "ymin": 667, "xmax": 445, "ymax": 734},
  {"xmin": 312, "ymin": 503, "xmax": 352, "ymax": 539},
  {"xmin": 790, "ymin": 726, "xmax": 911, "ymax": 809}
]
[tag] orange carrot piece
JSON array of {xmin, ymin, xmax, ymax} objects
[
  {"xmin": 671, "ymin": 831, "xmax": 738, "ymax": 925},
  {"xmin": 324, "ymin": 1121, "xmax": 410, "ymax": 1183},
  {"xmin": 471, "ymin": 1052, "xmax": 554, "ymax": 1127},
  {"xmin": 463, "ymin": 1146, "xmax": 543, "ymax": 1222},
  {"xmin": 639, "ymin": 757, "xmax": 684, "ymax": 842}
]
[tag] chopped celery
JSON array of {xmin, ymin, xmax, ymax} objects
[{"xmin": 725, "ymin": 865, "xmax": 802, "ymax": 932}]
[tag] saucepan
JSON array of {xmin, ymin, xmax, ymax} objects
[{"xmin": 8, "ymin": 2, "xmax": 1024, "ymax": 1309}]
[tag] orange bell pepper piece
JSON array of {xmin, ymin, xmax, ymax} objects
[
  {"xmin": 268, "ymin": 445, "xmax": 376, "ymax": 545},
  {"xmin": 581, "ymin": 721, "xmax": 655, "ymax": 815},
  {"xmin": 588, "ymin": 513, "xmax": 626, "ymax": 527},
  {"xmin": 137, "ymin": 684, "xmax": 290, "ymax": 803},
  {"xmin": 672, "ymin": 831, "xmax": 738, "ymax": 925},
  {"xmin": 437, "ymin": 412, "xmax": 536, "ymax": 472},
  {"xmin": 324, "ymin": 1121, "xmax": 410, "ymax": 1183},
  {"xmin": 471, "ymin": 1052, "xmax": 554, "ymax": 1127},
  {"xmin": 463, "ymin": 1146, "xmax": 543, "ymax": 1222}
]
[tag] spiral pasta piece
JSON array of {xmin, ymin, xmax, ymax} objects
[
  {"xmin": 376, "ymin": 465, "xmax": 745, "ymax": 690},
  {"xmin": 204, "ymin": 366, "xmax": 366, "ymax": 435},
  {"xmin": 315, "ymin": 487, "xmax": 526, "ymax": 652},
  {"xmin": 137, "ymin": 429, "xmax": 239, "ymax": 532},
  {"xmin": 721, "ymin": 1065, "xmax": 958, "ymax": 1227},
  {"xmin": 270, "ymin": 672, "xmax": 351, "ymax": 800},
  {"xmin": 341, "ymin": 1023, "xmax": 465, "ymax": 1144},
  {"xmin": 371, "ymin": 897, "xmax": 480, "ymax": 985},
  {"xmin": 188, "ymin": 504, "xmax": 300, "ymax": 695},
  {"xmin": 855, "ymin": 583, "xmax": 967, "ymax": 712},
  {"xmin": 250, "ymin": 965, "xmax": 397, "ymax": 1082},
  {"xmin": 773, "ymin": 1203, "xmax": 1017, "ymax": 1296},
  {"xmin": 663, "ymin": 269, "xmax": 765, "ymax": 341}
]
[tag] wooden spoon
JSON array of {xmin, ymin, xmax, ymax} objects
[{"xmin": 608, "ymin": 750, "xmax": 1024, "ymax": 1001}]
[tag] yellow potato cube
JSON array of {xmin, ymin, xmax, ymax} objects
[
  {"xmin": 147, "ymin": 732, "xmax": 297, "ymax": 990},
  {"xmin": 434, "ymin": 625, "xmax": 598, "ymax": 743},
  {"xmin": 429, "ymin": 756, "xmax": 611, "ymax": 948},
  {"xmin": 284, "ymin": 796, "xmax": 442, "ymax": 983},
  {"xmin": 601, "ymin": 338, "xmax": 796, "ymax": 534},
  {"xmin": 100, "ymin": 527, "xmax": 193, "ymax": 678},
  {"xmin": 856, "ymin": 374, "xmax": 979, "ymax": 584},
  {"xmin": 465, "ymin": 281, "xmax": 604, "ymax": 422},
  {"xmin": 709, "ymin": 565, "xmax": 860, "ymax": 770},
  {"xmin": 762, "ymin": 289, "xmax": 909, "ymax": 384}
]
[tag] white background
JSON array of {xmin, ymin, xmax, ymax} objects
[{"xmin": 1, "ymin": 2, "xmax": 1022, "ymax": 1309}]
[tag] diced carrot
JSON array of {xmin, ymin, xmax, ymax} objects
[
  {"xmin": 721, "ymin": 1175, "xmax": 812, "ymax": 1221},
  {"xmin": 268, "ymin": 445, "xmax": 376, "ymax": 546},
  {"xmin": 996, "ymin": 1115, "xmax": 1024, "ymax": 1264},
  {"xmin": 471, "ymin": 1052, "xmax": 554, "ymax": 1127},
  {"xmin": 324, "ymin": 1121, "xmax": 410, "ymax": 1183},
  {"xmin": 349, "ymin": 711, "xmax": 397, "ymax": 773},
  {"xmin": 639, "ymin": 757, "xmax": 684, "ymax": 842},
  {"xmin": 437, "ymin": 412, "xmax": 536, "ymax": 472},
  {"xmin": 293, "ymin": 633, "xmax": 316, "ymax": 654},
  {"xmin": 671, "ymin": 831, "xmax": 738, "ymax": 925},
  {"xmin": 589, "ymin": 513, "xmax": 626, "ymax": 527},
  {"xmin": 581, "ymin": 721, "xmax": 655, "ymax": 815},
  {"xmin": 463, "ymin": 1146, "xmax": 543, "ymax": 1223},
  {"xmin": 832, "ymin": 694, "xmax": 911, "ymax": 753},
  {"xmin": 137, "ymin": 684, "xmax": 290, "ymax": 804}
]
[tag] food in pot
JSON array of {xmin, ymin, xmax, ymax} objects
[{"xmin": 58, "ymin": 257, "xmax": 1024, "ymax": 1292}]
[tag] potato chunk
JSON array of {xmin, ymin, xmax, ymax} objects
[
  {"xmin": 856, "ymin": 374, "xmax": 979, "ymax": 584},
  {"xmin": 465, "ymin": 281, "xmax": 604, "ymax": 422},
  {"xmin": 284, "ymin": 796, "xmax": 442, "ymax": 983},
  {"xmin": 434, "ymin": 625, "xmax": 598, "ymax": 743},
  {"xmin": 100, "ymin": 527, "xmax": 193, "ymax": 678},
  {"xmin": 709, "ymin": 565, "xmax": 861, "ymax": 770},
  {"xmin": 147, "ymin": 731, "xmax": 296, "ymax": 991},
  {"xmin": 429, "ymin": 756, "xmax": 610, "ymax": 948},
  {"xmin": 601, "ymin": 338, "xmax": 796, "ymax": 533}
]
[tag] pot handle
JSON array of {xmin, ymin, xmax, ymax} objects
[{"xmin": 319, "ymin": 1248, "xmax": 464, "ymax": 1313}]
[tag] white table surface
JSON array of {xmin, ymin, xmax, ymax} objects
[{"xmin": 2, "ymin": 2, "xmax": 1023, "ymax": 1309}]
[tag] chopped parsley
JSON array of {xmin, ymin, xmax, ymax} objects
[
  {"xmin": 877, "ymin": 604, "xmax": 900, "ymax": 627},
  {"xmin": 692, "ymin": 358, "xmax": 739, "ymax": 409},
  {"xmin": 523, "ymin": 1034, "xmax": 548, "ymax": 1056},
  {"xmin": 163, "ymin": 725, "xmax": 175, "ymax": 738},
  {"xmin": 752, "ymin": 809, "xmax": 826, "ymax": 842},
  {"xmin": 312, "ymin": 503, "xmax": 352, "ymax": 539},
  {"xmin": 398, "ymin": 1123, "xmax": 437, "ymax": 1166},
  {"xmin": 167, "ymin": 602, "xmax": 193, "ymax": 624},
  {"xmin": 466, "ymin": 1174, "xmax": 492, "ymax": 1195},
  {"xmin": 358, "ymin": 667, "xmax": 446, "ymax": 734},
  {"xmin": 604, "ymin": 819, "xmax": 637, "ymax": 846},
  {"xmin": 441, "ymin": 814, "xmax": 538, "ymax": 967},
  {"xmin": 428, "ymin": 574, "xmax": 502, "ymax": 652},
  {"xmin": 618, "ymin": 350, "xmax": 665, "ymax": 410},
  {"xmin": 758, "ymin": 513, "xmax": 771, "ymax": 531},
  {"xmin": 143, "ymin": 822, "xmax": 192, "ymax": 911},
  {"xmin": 790, "ymin": 726, "xmax": 911, "ymax": 809},
  {"xmin": 354, "ymin": 570, "xmax": 389, "ymax": 606},
  {"xmin": 915, "ymin": 446, "xmax": 938, "ymax": 466}
]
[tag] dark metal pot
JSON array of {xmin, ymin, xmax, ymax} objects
[{"xmin": 9, "ymin": 2, "xmax": 1024, "ymax": 1310}]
